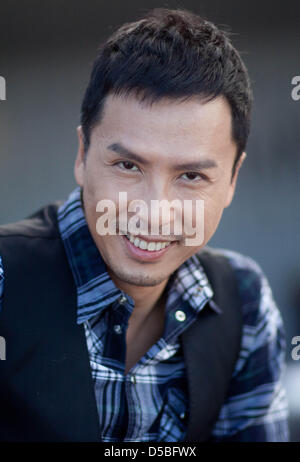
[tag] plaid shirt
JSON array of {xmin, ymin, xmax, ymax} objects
[{"xmin": 0, "ymin": 187, "xmax": 289, "ymax": 441}]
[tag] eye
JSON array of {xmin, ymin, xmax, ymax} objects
[
  {"xmin": 181, "ymin": 172, "xmax": 206, "ymax": 182},
  {"xmin": 115, "ymin": 160, "xmax": 139, "ymax": 171}
]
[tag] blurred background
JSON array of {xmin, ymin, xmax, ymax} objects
[{"xmin": 0, "ymin": 0, "xmax": 299, "ymax": 441}]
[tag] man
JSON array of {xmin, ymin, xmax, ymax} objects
[{"xmin": 0, "ymin": 8, "xmax": 289, "ymax": 441}]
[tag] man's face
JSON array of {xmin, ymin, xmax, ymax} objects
[{"xmin": 75, "ymin": 93, "xmax": 246, "ymax": 288}]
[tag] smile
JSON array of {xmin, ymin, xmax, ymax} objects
[{"xmin": 125, "ymin": 231, "xmax": 173, "ymax": 251}]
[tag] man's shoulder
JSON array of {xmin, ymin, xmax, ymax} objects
[
  {"xmin": 0, "ymin": 200, "xmax": 63, "ymax": 241},
  {"xmin": 200, "ymin": 246, "xmax": 274, "ymax": 326},
  {"xmin": 201, "ymin": 245, "xmax": 264, "ymax": 276},
  {"xmin": 207, "ymin": 248, "xmax": 289, "ymax": 441}
]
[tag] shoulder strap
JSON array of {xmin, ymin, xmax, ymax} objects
[{"xmin": 182, "ymin": 246, "xmax": 243, "ymax": 442}]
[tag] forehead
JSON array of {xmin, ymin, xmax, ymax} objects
[{"xmin": 92, "ymin": 92, "xmax": 236, "ymax": 162}]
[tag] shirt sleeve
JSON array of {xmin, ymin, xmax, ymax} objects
[
  {"xmin": 209, "ymin": 249, "xmax": 290, "ymax": 442},
  {"xmin": 0, "ymin": 256, "xmax": 4, "ymax": 313}
]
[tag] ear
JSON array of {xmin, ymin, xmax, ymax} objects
[
  {"xmin": 224, "ymin": 152, "xmax": 247, "ymax": 208},
  {"xmin": 74, "ymin": 125, "xmax": 85, "ymax": 187}
]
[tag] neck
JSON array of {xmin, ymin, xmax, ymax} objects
[{"xmin": 108, "ymin": 271, "xmax": 169, "ymax": 322}]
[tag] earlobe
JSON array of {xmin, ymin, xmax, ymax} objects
[
  {"xmin": 77, "ymin": 126, "xmax": 85, "ymax": 158},
  {"xmin": 74, "ymin": 126, "xmax": 85, "ymax": 187}
]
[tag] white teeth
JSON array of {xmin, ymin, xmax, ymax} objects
[
  {"xmin": 147, "ymin": 242, "xmax": 156, "ymax": 251},
  {"xmin": 139, "ymin": 240, "xmax": 147, "ymax": 250},
  {"xmin": 126, "ymin": 232, "xmax": 172, "ymax": 251}
]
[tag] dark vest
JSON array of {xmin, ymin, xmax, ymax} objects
[{"xmin": 0, "ymin": 202, "xmax": 243, "ymax": 442}]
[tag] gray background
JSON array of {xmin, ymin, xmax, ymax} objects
[{"xmin": 0, "ymin": 0, "xmax": 299, "ymax": 441}]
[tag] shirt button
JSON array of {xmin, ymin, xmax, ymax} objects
[
  {"xmin": 118, "ymin": 295, "xmax": 127, "ymax": 304},
  {"xmin": 113, "ymin": 324, "xmax": 122, "ymax": 334},
  {"xmin": 175, "ymin": 310, "xmax": 186, "ymax": 322},
  {"xmin": 130, "ymin": 375, "xmax": 136, "ymax": 384},
  {"xmin": 180, "ymin": 412, "xmax": 186, "ymax": 419}
]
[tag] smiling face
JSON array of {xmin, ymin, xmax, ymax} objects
[{"xmin": 74, "ymin": 93, "xmax": 246, "ymax": 289}]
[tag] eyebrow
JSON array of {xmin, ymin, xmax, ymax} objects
[{"xmin": 107, "ymin": 142, "xmax": 218, "ymax": 171}]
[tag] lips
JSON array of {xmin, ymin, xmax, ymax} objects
[
  {"xmin": 125, "ymin": 231, "xmax": 173, "ymax": 251},
  {"xmin": 122, "ymin": 233, "xmax": 177, "ymax": 261}
]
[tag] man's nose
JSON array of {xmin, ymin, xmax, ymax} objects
[{"xmin": 131, "ymin": 186, "xmax": 182, "ymax": 236}]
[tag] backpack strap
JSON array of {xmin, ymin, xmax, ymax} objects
[{"xmin": 181, "ymin": 246, "xmax": 243, "ymax": 442}]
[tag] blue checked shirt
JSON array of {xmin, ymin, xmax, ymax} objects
[{"xmin": 0, "ymin": 187, "xmax": 289, "ymax": 441}]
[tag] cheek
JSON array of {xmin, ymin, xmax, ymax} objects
[
  {"xmin": 188, "ymin": 193, "xmax": 225, "ymax": 243},
  {"xmin": 84, "ymin": 171, "xmax": 121, "ymax": 219},
  {"xmin": 204, "ymin": 201, "xmax": 225, "ymax": 238}
]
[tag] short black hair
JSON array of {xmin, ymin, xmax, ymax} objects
[{"xmin": 80, "ymin": 8, "xmax": 253, "ymax": 181}]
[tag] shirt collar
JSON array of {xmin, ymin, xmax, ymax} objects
[{"xmin": 57, "ymin": 187, "xmax": 221, "ymax": 325}]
